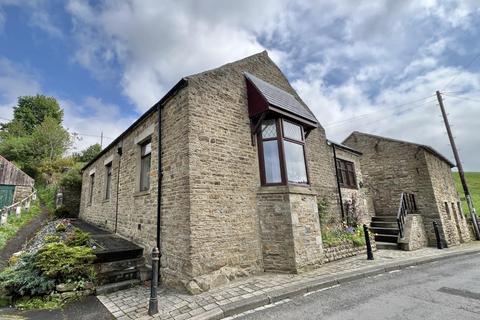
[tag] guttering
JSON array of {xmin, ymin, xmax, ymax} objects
[{"xmin": 156, "ymin": 104, "xmax": 162, "ymax": 255}]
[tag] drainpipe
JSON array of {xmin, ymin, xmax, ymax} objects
[
  {"xmin": 331, "ymin": 143, "xmax": 345, "ymax": 220},
  {"xmin": 114, "ymin": 141, "xmax": 123, "ymax": 233},
  {"xmin": 156, "ymin": 104, "xmax": 162, "ymax": 270}
]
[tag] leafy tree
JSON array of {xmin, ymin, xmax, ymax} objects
[
  {"xmin": 31, "ymin": 117, "xmax": 71, "ymax": 161},
  {"xmin": 73, "ymin": 143, "xmax": 101, "ymax": 163},
  {"xmin": 5, "ymin": 95, "xmax": 64, "ymax": 135}
]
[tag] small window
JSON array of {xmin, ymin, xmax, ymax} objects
[
  {"xmin": 336, "ymin": 158, "xmax": 357, "ymax": 189},
  {"xmin": 140, "ymin": 140, "xmax": 152, "ymax": 191},
  {"xmin": 105, "ymin": 163, "xmax": 112, "ymax": 200},
  {"xmin": 457, "ymin": 202, "xmax": 464, "ymax": 219},
  {"xmin": 89, "ymin": 173, "xmax": 95, "ymax": 205},
  {"xmin": 258, "ymin": 118, "xmax": 309, "ymax": 185},
  {"xmin": 444, "ymin": 202, "xmax": 451, "ymax": 220}
]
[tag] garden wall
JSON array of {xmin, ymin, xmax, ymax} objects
[{"xmin": 323, "ymin": 240, "xmax": 376, "ymax": 263}]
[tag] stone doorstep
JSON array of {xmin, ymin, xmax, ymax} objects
[{"xmin": 180, "ymin": 247, "xmax": 480, "ymax": 320}]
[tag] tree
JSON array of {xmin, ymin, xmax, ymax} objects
[
  {"xmin": 31, "ymin": 117, "xmax": 71, "ymax": 161},
  {"xmin": 4, "ymin": 95, "xmax": 64, "ymax": 135},
  {"xmin": 73, "ymin": 143, "xmax": 101, "ymax": 163}
]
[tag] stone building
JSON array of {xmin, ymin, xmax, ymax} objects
[
  {"xmin": 0, "ymin": 155, "xmax": 34, "ymax": 209},
  {"xmin": 327, "ymin": 141, "xmax": 374, "ymax": 227},
  {"xmin": 343, "ymin": 131, "xmax": 471, "ymax": 248},
  {"xmin": 80, "ymin": 52, "xmax": 343, "ymax": 291}
]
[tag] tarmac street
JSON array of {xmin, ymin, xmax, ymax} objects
[{"xmin": 235, "ymin": 253, "xmax": 480, "ymax": 320}]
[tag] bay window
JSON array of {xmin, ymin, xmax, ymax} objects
[{"xmin": 258, "ymin": 118, "xmax": 309, "ymax": 186}]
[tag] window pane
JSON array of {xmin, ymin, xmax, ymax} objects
[
  {"xmin": 261, "ymin": 119, "xmax": 277, "ymax": 139},
  {"xmin": 263, "ymin": 140, "xmax": 281, "ymax": 183},
  {"xmin": 284, "ymin": 141, "xmax": 308, "ymax": 184},
  {"xmin": 141, "ymin": 141, "xmax": 152, "ymax": 156},
  {"xmin": 283, "ymin": 121, "xmax": 302, "ymax": 141},
  {"xmin": 105, "ymin": 165, "xmax": 112, "ymax": 199},
  {"xmin": 140, "ymin": 154, "xmax": 151, "ymax": 191},
  {"xmin": 89, "ymin": 174, "xmax": 95, "ymax": 204}
]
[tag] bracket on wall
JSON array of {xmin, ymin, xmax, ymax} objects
[{"xmin": 250, "ymin": 112, "xmax": 266, "ymax": 146}]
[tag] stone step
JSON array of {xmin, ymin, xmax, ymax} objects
[
  {"xmin": 371, "ymin": 216, "xmax": 397, "ymax": 222},
  {"xmin": 375, "ymin": 234, "xmax": 398, "ymax": 243},
  {"xmin": 95, "ymin": 279, "xmax": 141, "ymax": 296},
  {"xmin": 97, "ymin": 268, "xmax": 140, "ymax": 285},
  {"xmin": 371, "ymin": 221, "xmax": 398, "ymax": 229},
  {"xmin": 94, "ymin": 256, "xmax": 146, "ymax": 274},
  {"xmin": 370, "ymin": 227, "xmax": 399, "ymax": 236},
  {"xmin": 376, "ymin": 242, "xmax": 400, "ymax": 250}
]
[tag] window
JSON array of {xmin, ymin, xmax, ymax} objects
[
  {"xmin": 457, "ymin": 202, "xmax": 464, "ymax": 219},
  {"xmin": 444, "ymin": 202, "xmax": 451, "ymax": 220},
  {"xmin": 105, "ymin": 163, "xmax": 112, "ymax": 200},
  {"xmin": 139, "ymin": 139, "xmax": 152, "ymax": 191},
  {"xmin": 258, "ymin": 118, "xmax": 308, "ymax": 185},
  {"xmin": 89, "ymin": 173, "xmax": 95, "ymax": 205},
  {"xmin": 336, "ymin": 158, "xmax": 357, "ymax": 189}
]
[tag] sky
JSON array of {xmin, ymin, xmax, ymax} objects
[{"xmin": 0, "ymin": 0, "xmax": 479, "ymax": 170}]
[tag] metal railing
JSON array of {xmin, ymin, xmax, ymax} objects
[
  {"xmin": 396, "ymin": 192, "xmax": 417, "ymax": 239},
  {"xmin": 0, "ymin": 190, "xmax": 37, "ymax": 226}
]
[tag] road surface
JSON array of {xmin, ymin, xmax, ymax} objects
[{"xmin": 237, "ymin": 253, "xmax": 480, "ymax": 320}]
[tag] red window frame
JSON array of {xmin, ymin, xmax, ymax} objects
[{"xmin": 257, "ymin": 118, "xmax": 310, "ymax": 186}]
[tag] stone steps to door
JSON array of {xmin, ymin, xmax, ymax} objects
[{"xmin": 371, "ymin": 216, "xmax": 400, "ymax": 249}]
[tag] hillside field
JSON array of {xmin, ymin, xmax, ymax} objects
[{"xmin": 453, "ymin": 172, "xmax": 480, "ymax": 217}]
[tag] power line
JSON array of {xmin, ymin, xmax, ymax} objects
[
  {"xmin": 442, "ymin": 94, "xmax": 480, "ymax": 104},
  {"xmin": 325, "ymin": 96, "xmax": 436, "ymax": 128},
  {"xmin": 442, "ymin": 52, "xmax": 480, "ymax": 90}
]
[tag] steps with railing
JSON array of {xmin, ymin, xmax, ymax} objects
[{"xmin": 370, "ymin": 192, "xmax": 417, "ymax": 250}]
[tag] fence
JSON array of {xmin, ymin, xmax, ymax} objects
[{"xmin": 0, "ymin": 190, "xmax": 37, "ymax": 226}]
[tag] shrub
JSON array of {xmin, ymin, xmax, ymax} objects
[
  {"xmin": 15, "ymin": 295, "xmax": 64, "ymax": 310},
  {"xmin": 44, "ymin": 234, "xmax": 61, "ymax": 243},
  {"xmin": 35, "ymin": 243, "xmax": 96, "ymax": 283},
  {"xmin": 65, "ymin": 228, "xmax": 90, "ymax": 247},
  {"xmin": 0, "ymin": 254, "xmax": 55, "ymax": 297},
  {"xmin": 37, "ymin": 185, "xmax": 57, "ymax": 214}
]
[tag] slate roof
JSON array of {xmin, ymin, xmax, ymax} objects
[{"xmin": 244, "ymin": 72, "xmax": 317, "ymax": 124}]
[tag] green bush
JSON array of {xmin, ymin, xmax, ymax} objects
[
  {"xmin": 35, "ymin": 243, "xmax": 96, "ymax": 283},
  {"xmin": 37, "ymin": 185, "xmax": 57, "ymax": 214},
  {"xmin": 321, "ymin": 225, "xmax": 366, "ymax": 247},
  {"xmin": 65, "ymin": 228, "xmax": 90, "ymax": 247},
  {"xmin": 0, "ymin": 254, "xmax": 55, "ymax": 297},
  {"xmin": 15, "ymin": 295, "xmax": 64, "ymax": 310}
]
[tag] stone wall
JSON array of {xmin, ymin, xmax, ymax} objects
[
  {"xmin": 343, "ymin": 132, "xmax": 471, "ymax": 248},
  {"xmin": 329, "ymin": 147, "xmax": 374, "ymax": 226},
  {"xmin": 424, "ymin": 152, "xmax": 471, "ymax": 246},
  {"xmin": 13, "ymin": 185, "xmax": 34, "ymax": 203},
  {"xmin": 323, "ymin": 240, "xmax": 376, "ymax": 263},
  {"xmin": 80, "ymin": 87, "xmax": 192, "ymax": 289},
  {"xmin": 399, "ymin": 214, "xmax": 428, "ymax": 251}
]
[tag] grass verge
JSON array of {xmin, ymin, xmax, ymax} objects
[
  {"xmin": 453, "ymin": 172, "xmax": 480, "ymax": 217},
  {"xmin": 0, "ymin": 202, "xmax": 41, "ymax": 251}
]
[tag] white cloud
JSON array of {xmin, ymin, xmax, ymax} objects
[
  {"xmin": 61, "ymin": 97, "xmax": 136, "ymax": 153},
  {"xmin": 0, "ymin": 57, "xmax": 41, "ymax": 120}
]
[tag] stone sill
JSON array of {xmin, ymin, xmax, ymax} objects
[
  {"xmin": 133, "ymin": 190, "xmax": 151, "ymax": 197},
  {"xmin": 256, "ymin": 184, "xmax": 316, "ymax": 196}
]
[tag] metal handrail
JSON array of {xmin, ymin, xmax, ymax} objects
[{"xmin": 396, "ymin": 192, "xmax": 418, "ymax": 238}]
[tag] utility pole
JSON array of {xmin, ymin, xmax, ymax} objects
[
  {"xmin": 436, "ymin": 90, "xmax": 480, "ymax": 240},
  {"xmin": 100, "ymin": 131, "xmax": 104, "ymax": 149}
]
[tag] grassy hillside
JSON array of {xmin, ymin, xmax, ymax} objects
[{"xmin": 453, "ymin": 172, "xmax": 480, "ymax": 217}]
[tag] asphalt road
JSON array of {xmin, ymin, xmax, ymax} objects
[{"xmin": 237, "ymin": 253, "xmax": 480, "ymax": 320}]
